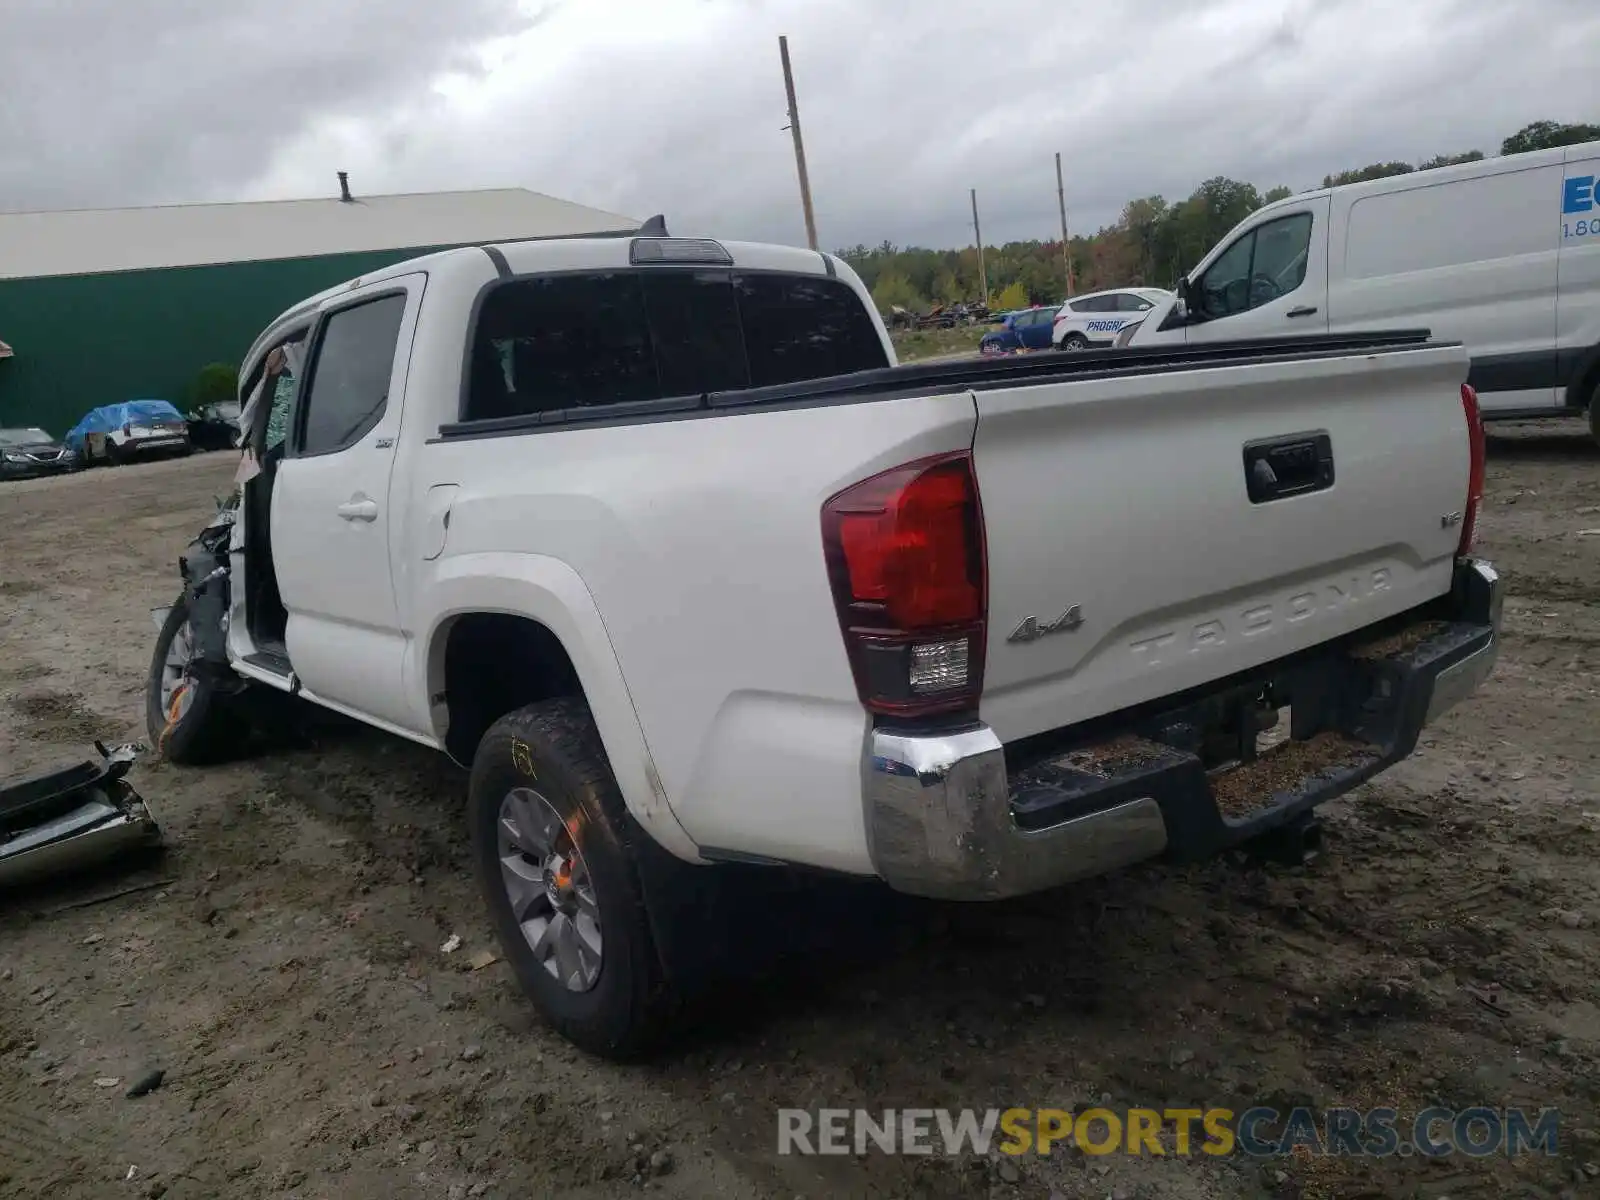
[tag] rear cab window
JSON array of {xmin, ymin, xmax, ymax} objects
[{"xmin": 463, "ymin": 269, "xmax": 888, "ymax": 423}]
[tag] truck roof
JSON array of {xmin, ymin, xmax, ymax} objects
[{"xmin": 244, "ymin": 226, "xmax": 844, "ymax": 371}]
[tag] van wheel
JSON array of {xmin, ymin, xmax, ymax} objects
[
  {"xmin": 145, "ymin": 595, "xmax": 245, "ymax": 764},
  {"xmin": 468, "ymin": 697, "xmax": 670, "ymax": 1060}
]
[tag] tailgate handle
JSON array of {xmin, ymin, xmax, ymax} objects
[{"xmin": 1243, "ymin": 431, "xmax": 1334, "ymax": 504}]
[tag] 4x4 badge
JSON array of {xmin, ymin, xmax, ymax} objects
[{"xmin": 1008, "ymin": 605, "xmax": 1084, "ymax": 644}]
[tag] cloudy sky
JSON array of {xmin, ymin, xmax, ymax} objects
[{"xmin": 2, "ymin": 0, "xmax": 1596, "ymax": 250}]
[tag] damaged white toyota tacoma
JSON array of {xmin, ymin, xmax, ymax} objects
[{"xmin": 147, "ymin": 222, "xmax": 1502, "ymax": 1058}]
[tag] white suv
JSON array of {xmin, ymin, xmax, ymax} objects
[{"xmin": 1051, "ymin": 288, "xmax": 1173, "ymax": 350}]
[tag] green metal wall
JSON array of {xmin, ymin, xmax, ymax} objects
[{"xmin": 0, "ymin": 244, "xmax": 455, "ymax": 436}]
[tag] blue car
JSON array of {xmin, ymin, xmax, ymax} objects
[{"xmin": 979, "ymin": 306, "xmax": 1062, "ymax": 355}]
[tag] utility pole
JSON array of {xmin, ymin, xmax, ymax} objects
[
  {"xmin": 970, "ymin": 188, "xmax": 989, "ymax": 307},
  {"xmin": 1055, "ymin": 152, "xmax": 1075, "ymax": 298},
  {"xmin": 778, "ymin": 36, "xmax": 818, "ymax": 251}
]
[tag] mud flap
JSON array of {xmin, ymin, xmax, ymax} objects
[{"xmin": 0, "ymin": 743, "xmax": 162, "ymax": 888}]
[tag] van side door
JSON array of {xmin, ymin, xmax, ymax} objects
[
  {"xmin": 1180, "ymin": 198, "xmax": 1331, "ymax": 343},
  {"xmin": 1328, "ymin": 159, "xmax": 1562, "ymax": 415},
  {"xmin": 268, "ymin": 274, "xmax": 426, "ymax": 732},
  {"xmin": 1558, "ymin": 145, "xmax": 1600, "ymax": 412}
]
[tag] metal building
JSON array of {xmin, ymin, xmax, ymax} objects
[{"xmin": 0, "ymin": 184, "xmax": 639, "ymax": 435}]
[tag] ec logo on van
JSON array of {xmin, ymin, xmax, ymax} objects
[
  {"xmin": 1562, "ymin": 175, "xmax": 1598, "ymax": 240},
  {"xmin": 1563, "ymin": 175, "xmax": 1596, "ymax": 214}
]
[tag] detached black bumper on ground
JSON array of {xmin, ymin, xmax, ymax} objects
[
  {"xmin": 0, "ymin": 744, "xmax": 161, "ymax": 887},
  {"xmin": 867, "ymin": 559, "xmax": 1502, "ymax": 900}
]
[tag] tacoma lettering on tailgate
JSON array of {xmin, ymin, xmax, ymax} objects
[{"xmin": 1128, "ymin": 568, "xmax": 1393, "ymax": 668}]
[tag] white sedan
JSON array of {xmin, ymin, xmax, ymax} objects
[{"xmin": 1051, "ymin": 288, "xmax": 1173, "ymax": 350}]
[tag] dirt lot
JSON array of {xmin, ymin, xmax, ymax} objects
[{"xmin": 2, "ymin": 427, "xmax": 1597, "ymax": 1200}]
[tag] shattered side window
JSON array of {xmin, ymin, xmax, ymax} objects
[{"xmin": 264, "ymin": 369, "xmax": 296, "ymax": 452}]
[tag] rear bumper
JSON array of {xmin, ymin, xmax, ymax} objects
[
  {"xmin": 124, "ymin": 436, "xmax": 190, "ymax": 454},
  {"xmin": 864, "ymin": 558, "xmax": 1502, "ymax": 900}
]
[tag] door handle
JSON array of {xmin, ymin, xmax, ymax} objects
[
  {"xmin": 337, "ymin": 498, "xmax": 378, "ymax": 522},
  {"xmin": 1286, "ymin": 305, "xmax": 1319, "ymax": 318}
]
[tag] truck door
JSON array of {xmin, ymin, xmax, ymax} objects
[
  {"xmin": 1182, "ymin": 197, "xmax": 1331, "ymax": 343},
  {"xmin": 269, "ymin": 274, "xmax": 426, "ymax": 732}
]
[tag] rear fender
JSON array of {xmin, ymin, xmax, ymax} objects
[{"xmin": 418, "ymin": 552, "xmax": 701, "ymax": 863}]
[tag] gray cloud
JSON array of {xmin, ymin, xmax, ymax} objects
[{"xmin": 5, "ymin": 0, "xmax": 1597, "ymax": 254}]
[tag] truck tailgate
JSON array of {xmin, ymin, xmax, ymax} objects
[{"xmin": 972, "ymin": 344, "xmax": 1472, "ymax": 744}]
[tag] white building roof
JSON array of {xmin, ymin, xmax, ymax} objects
[{"xmin": 0, "ymin": 188, "xmax": 640, "ymax": 281}]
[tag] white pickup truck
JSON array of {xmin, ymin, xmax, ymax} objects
[{"xmin": 146, "ymin": 224, "xmax": 1502, "ymax": 1058}]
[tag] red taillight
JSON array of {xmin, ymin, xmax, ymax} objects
[
  {"xmin": 822, "ymin": 453, "xmax": 987, "ymax": 717},
  {"xmin": 1459, "ymin": 383, "xmax": 1485, "ymax": 555}
]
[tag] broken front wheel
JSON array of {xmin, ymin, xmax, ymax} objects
[{"xmin": 145, "ymin": 595, "xmax": 246, "ymax": 765}]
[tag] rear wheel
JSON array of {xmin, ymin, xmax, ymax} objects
[
  {"xmin": 469, "ymin": 697, "xmax": 671, "ymax": 1059},
  {"xmin": 145, "ymin": 595, "xmax": 245, "ymax": 764},
  {"xmin": 1059, "ymin": 332, "xmax": 1089, "ymax": 351},
  {"xmin": 1589, "ymin": 381, "xmax": 1599, "ymax": 448},
  {"xmin": 105, "ymin": 438, "xmax": 124, "ymax": 466}
]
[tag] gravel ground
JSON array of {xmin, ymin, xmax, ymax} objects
[{"xmin": 2, "ymin": 423, "xmax": 1597, "ymax": 1200}]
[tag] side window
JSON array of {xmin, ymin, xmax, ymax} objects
[
  {"xmin": 265, "ymin": 358, "xmax": 298, "ymax": 453},
  {"xmin": 1252, "ymin": 215, "xmax": 1313, "ymax": 299},
  {"xmin": 1197, "ymin": 213, "xmax": 1313, "ymax": 319},
  {"xmin": 734, "ymin": 274, "xmax": 888, "ymax": 387},
  {"xmin": 466, "ymin": 273, "xmax": 657, "ymax": 421},
  {"xmin": 1076, "ymin": 295, "xmax": 1118, "ymax": 313},
  {"xmin": 298, "ymin": 295, "xmax": 406, "ymax": 455},
  {"xmin": 1117, "ymin": 293, "xmax": 1154, "ymax": 312}
]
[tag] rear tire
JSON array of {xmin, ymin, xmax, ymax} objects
[
  {"xmin": 1059, "ymin": 333, "xmax": 1089, "ymax": 351},
  {"xmin": 1589, "ymin": 384, "xmax": 1599, "ymax": 449},
  {"xmin": 145, "ymin": 595, "xmax": 245, "ymax": 764},
  {"xmin": 468, "ymin": 697, "xmax": 671, "ymax": 1060},
  {"xmin": 105, "ymin": 438, "xmax": 123, "ymax": 466}
]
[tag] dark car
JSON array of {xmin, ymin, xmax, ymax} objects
[
  {"xmin": 0, "ymin": 426, "xmax": 80, "ymax": 480},
  {"xmin": 187, "ymin": 400, "xmax": 243, "ymax": 451},
  {"xmin": 979, "ymin": 305, "xmax": 1062, "ymax": 355}
]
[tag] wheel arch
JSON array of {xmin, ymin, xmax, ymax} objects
[
  {"xmin": 1564, "ymin": 339, "xmax": 1600, "ymax": 413},
  {"xmin": 417, "ymin": 553, "xmax": 701, "ymax": 862}
]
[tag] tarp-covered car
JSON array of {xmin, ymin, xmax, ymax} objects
[
  {"xmin": 0, "ymin": 426, "xmax": 80, "ymax": 480},
  {"xmin": 66, "ymin": 400, "xmax": 192, "ymax": 466}
]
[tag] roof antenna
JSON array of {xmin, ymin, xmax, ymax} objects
[
  {"xmin": 338, "ymin": 171, "xmax": 353, "ymax": 203},
  {"xmin": 636, "ymin": 214, "xmax": 668, "ymax": 236}
]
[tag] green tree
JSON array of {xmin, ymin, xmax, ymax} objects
[
  {"xmin": 1323, "ymin": 162, "xmax": 1414, "ymax": 188},
  {"xmin": 1501, "ymin": 120, "xmax": 1600, "ymax": 156},
  {"xmin": 1418, "ymin": 150, "xmax": 1484, "ymax": 170},
  {"xmin": 870, "ymin": 272, "xmax": 923, "ymax": 314},
  {"xmin": 1262, "ymin": 185, "xmax": 1294, "ymax": 203},
  {"xmin": 186, "ymin": 363, "xmax": 238, "ymax": 410},
  {"xmin": 991, "ymin": 281, "xmax": 1028, "ymax": 311}
]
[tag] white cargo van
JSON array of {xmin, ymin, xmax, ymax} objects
[{"xmin": 1126, "ymin": 140, "xmax": 1600, "ymax": 440}]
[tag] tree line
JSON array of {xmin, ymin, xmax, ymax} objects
[{"xmin": 845, "ymin": 119, "xmax": 1599, "ymax": 315}]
